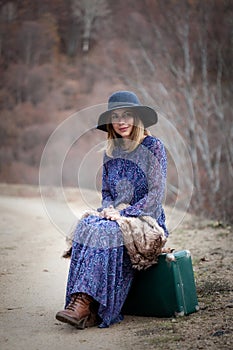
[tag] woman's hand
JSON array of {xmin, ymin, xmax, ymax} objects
[{"xmin": 101, "ymin": 205, "xmax": 121, "ymax": 221}]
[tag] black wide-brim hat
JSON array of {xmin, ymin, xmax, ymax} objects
[{"xmin": 97, "ymin": 91, "xmax": 158, "ymax": 132}]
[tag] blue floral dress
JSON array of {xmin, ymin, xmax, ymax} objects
[{"xmin": 65, "ymin": 136, "xmax": 168, "ymax": 328}]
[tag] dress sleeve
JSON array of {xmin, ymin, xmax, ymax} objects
[
  {"xmin": 120, "ymin": 139, "xmax": 167, "ymax": 218},
  {"xmin": 98, "ymin": 153, "xmax": 114, "ymax": 210}
]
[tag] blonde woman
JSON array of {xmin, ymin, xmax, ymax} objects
[{"xmin": 56, "ymin": 91, "xmax": 168, "ymax": 329}]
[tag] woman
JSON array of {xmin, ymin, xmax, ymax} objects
[{"xmin": 56, "ymin": 91, "xmax": 169, "ymax": 329}]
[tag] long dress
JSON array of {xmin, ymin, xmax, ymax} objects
[{"xmin": 65, "ymin": 135, "xmax": 168, "ymax": 328}]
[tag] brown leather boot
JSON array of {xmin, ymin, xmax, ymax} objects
[{"xmin": 55, "ymin": 293, "xmax": 99, "ymax": 329}]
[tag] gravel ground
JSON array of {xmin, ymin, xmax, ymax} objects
[{"xmin": 0, "ymin": 184, "xmax": 232, "ymax": 350}]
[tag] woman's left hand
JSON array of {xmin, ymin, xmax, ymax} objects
[{"xmin": 101, "ymin": 205, "xmax": 121, "ymax": 221}]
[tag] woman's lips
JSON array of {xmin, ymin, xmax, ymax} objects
[{"xmin": 119, "ymin": 127, "xmax": 128, "ymax": 132}]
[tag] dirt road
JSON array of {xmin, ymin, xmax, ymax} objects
[{"xmin": 0, "ymin": 185, "xmax": 232, "ymax": 350}]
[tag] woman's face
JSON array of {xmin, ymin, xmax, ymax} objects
[{"xmin": 110, "ymin": 108, "xmax": 134, "ymax": 139}]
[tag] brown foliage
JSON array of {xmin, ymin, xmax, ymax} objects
[{"xmin": 0, "ymin": 0, "xmax": 232, "ymax": 222}]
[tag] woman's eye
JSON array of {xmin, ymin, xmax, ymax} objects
[
  {"xmin": 111, "ymin": 111, "xmax": 133, "ymax": 122},
  {"xmin": 124, "ymin": 112, "xmax": 133, "ymax": 118},
  {"xmin": 111, "ymin": 114, "xmax": 119, "ymax": 121}
]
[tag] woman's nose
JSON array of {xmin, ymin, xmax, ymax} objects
[{"xmin": 118, "ymin": 117, "xmax": 126, "ymax": 123}]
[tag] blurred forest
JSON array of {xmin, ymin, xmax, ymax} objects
[{"xmin": 0, "ymin": 0, "xmax": 232, "ymax": 222}]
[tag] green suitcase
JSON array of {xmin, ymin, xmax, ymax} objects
[{"xmin": 122, "ymin": 250, "xmax": 199, "ymax": 317}]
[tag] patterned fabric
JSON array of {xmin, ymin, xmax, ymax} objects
[{"xmin": 65, "ymin": 136, "xmax": 168, "ymax": 328}]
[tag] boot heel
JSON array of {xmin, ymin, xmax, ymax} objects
[{"xmin": 75, "ymin": 315, "xmax": 89, "ymax": 330}]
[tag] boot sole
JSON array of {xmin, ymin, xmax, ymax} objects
[{"xmin": 56, "ymin": 312, "xmax": 88, "ymax": 329}]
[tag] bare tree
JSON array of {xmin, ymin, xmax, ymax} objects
[
  {"xmin": 16, "ymin": 14, "xmax": 58, "ymax": 66},
  {"xmin": 0, "ymin": 1, "xmax": 17, "ymax": 59},
  {"xmin": 72, "ymin": 0, "xmax": 111, "ymax": 52},
  {"xmin": 169, "ymin": 15, "xmax": 203, "ymax": 208},
  {"xmin": 112, "ymin": 0, "xmax": 233, "ymax": 220},
  {"xmin": 154, "ymin": 1, "xmax": 232, "ymax": 218}
]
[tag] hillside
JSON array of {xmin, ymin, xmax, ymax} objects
[{"xmin": 0, "ymin": 0, "xmax": 232, "ymax": 221}]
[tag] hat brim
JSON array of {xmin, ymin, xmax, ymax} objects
[{"xmin": 97, "ymin": 105, "xmax": 158, "ymax": 132}]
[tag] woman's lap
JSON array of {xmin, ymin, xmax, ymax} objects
[{"xmin": 65, "ymin": 215, "xmax": 134, "ymax": 327}]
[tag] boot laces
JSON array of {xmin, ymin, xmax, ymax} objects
[{"xmin": 66, "ymin": 293, "xmax": 91, "ymax": 311}]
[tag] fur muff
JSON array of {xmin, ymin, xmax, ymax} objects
[{"xmin": 117, "ymin": 214, "xmax": 167, "ymax": 270}]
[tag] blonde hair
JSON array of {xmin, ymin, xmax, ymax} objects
[{"xmin": 105, "ymin": 112, "xmax": 151, "ymax": 157}]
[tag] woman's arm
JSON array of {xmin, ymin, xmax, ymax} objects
[
  {"xmin": 99, "ymin": 154, "xmax": 114, "ymax": 210},
  {"xmin": 120, "ymin": 138, "xmax": 167, "ymax": 218}
]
